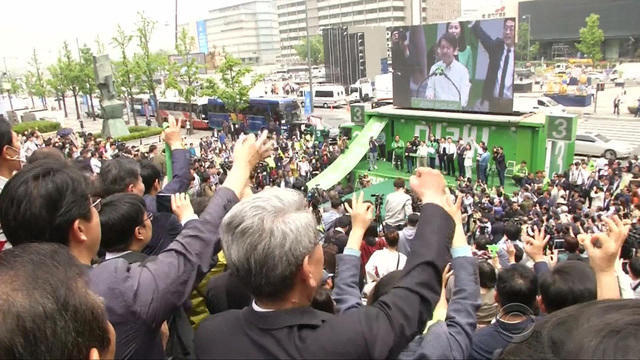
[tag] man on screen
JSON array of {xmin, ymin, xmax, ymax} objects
[
  {"xmin": 471, "ymin": 18, "xmax": 516, "ymax": 113},
  {"xmin": 425, "ymin": 33, "xmax": 470, "ymax": 108}
]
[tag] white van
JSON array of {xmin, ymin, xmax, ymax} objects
[
  {"xmin": 297, "ymin": 85, "xmax": 347, "ymax": 108},
  {"xmin": 514, "ymin": 96, "xmax": 566, "ymax": 114},
  {"xmin": 609, "ymin": 63, "xmax": 640, "ymax": 83},
  {"xmin": 348, "ymin": 81, "xmax": 373, "ymax": 103}
]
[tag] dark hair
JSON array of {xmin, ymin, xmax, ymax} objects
[
  {"xmin": 445, "ymin": 21, "xmax": 467, "ymax": 51},
  {"xmin": 0, "ymin": 243, "xmax": 111, "ymax": 358},
  {"xmin": 564, "ymin": 236, "xmax": 579, "ymax": 253},
  {"xmin": 26, "ymin": 147, "xmax": 65, "ymax": 164},
  {"xmin": 438, "ymin": 32, "xmax": 458, "ymax": 50},
  {"xmin": 499, "ymin": 300, "xmax": 640, "ymax": 360},
  {"xmin": 139, "ymin": 160, "xmax": 162, "ymax": 195},
  {"xmin": 479, "ymin": 261, "xmax": 497, "ymax": 288},
  {"xmin": 504, "ymin": 222, "xmax": 521, "ymax": 241},
  {"xmin": 311, "ymin": 287, "xmax": 335, "ymax": 314},
  {"xmin": 148, "ymin": 144, "xmax": 157, "ymax": 153},
  {"xmin": 475, "ymin": 234, "xmax": 491, "ymax": 251},
  {"xmin": 407, "ymin": 213, "xmax": 419, "ymax": 227},
  {"xmin": 385, "ymin": 229, "xmax": 399, "ymax": 248},
  {"xmin": 99, "ymin": 193, "xmax": 147, "ymax": 252},
  {"xmin": 190, "ymin": 195, "xmax": 211, "ymax": 216},
  {"xmin": 335, "ymin": 215, "xmax": 351, "ymax": 229},
  {"xmin": 393, "ymin": 178, "xmax": 405, "ymax": 189},
  {"xmin": 496, "ymin": 264, "xmax": 537, "ymax": 310},
  {"xmin": 0, "ymin": 117, "xmax": 13, "ymax": 157},
  {"xmin": 629, "ymin": 256, "xmax": 640, "ymax": 278},
  {"xmin": 99, "ymin": 158, "xmax": 141, "ymax": 197},
  {"xmin": 330, "ymin": 198, "xmax": 342, "ymax": 209},
  {"xmin": 539, "ymin": 261, "xmax": 596, "ymax": 313},
  {"xmin": 368, "ymin": 270, "xmax": 404, "ymax": 305},
  {"xmin": 0, "ymin": 160, "xmax": 92, "ymax": 247}
]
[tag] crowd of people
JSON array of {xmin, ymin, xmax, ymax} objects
[{"xmin": 0, "ymin": 113, "xmax": 639, "ymax": 359}]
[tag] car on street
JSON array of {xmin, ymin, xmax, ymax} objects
[
  {"xmin": 574, "ymin": 131, "xmax": 635, "ymax": 159},
  {"xmin": 585, "ymin": 72, "xmax": 606, "ymax": 82}
]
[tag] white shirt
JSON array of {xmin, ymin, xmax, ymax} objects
[
  {"xmin": 365, "ymin": 248, "xmax": 407, "ymax": 284},
  {"xmin": 22, "ymin": 140, "xmax": 38, "ymax": 158},
  {"xmin": 493, "ymin": 45, "xmax": 515, "ymax": 99},
  {"xmin": 464, "ymin": 148, "xmax": 475, "ymax": 166},
  {"xmin": 384, "ymin": 190, "xmax": 413, "ymax": 226},
  {"xmin": 90, "ymin": 158, "xmax": 102, "ymax": 174},
  {"xmin": 105, "ymin": 250, "xmax": 132, "ymax": 260},
  {"xmin": 426, "ymin": 60, "xmax": 470, "ymax": 107},
  {"xmin": 416, "ymin": 145, "xmax": 429, "ymax": 157},
  {"xmin": 447, "ymin": 143, "xmax": 457, "ymax": 157}
]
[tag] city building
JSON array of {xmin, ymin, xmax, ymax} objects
[
  {"xmin": 187, "ymin": 0, "xmax": 280, "ymax": 65},
  {"xmin": 519, "ymin": 0, "xmax": 640, "ymax": 60},
  {"xmin": 277, "ymin": 0, "xmax": 428, "ymax": 64}
]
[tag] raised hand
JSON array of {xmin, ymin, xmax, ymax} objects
[
  {"xmin": 162, "ymin": 114, "xmax": 183, "ymax": 150},
  {"xmin": 344, "ymin": 191, "xmax": 373, "ymax": 233},
  {"xmin": 171, "ymin": 193, "xmax": 194, "ymax": 223},
  {"xmin": 579, "ymin": 216, "xmax": 629, "ymax": 273},
  {"xmin": 522, "ymin": 226, "xmax": 550, "ymax": 263}
]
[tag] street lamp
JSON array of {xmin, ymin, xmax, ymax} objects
[{"xmin": 522, "ymin": 15, "xmax": 532, "ymax": 62}]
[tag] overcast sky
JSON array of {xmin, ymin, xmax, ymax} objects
[{"xmin": 0, "ymin": 0, "xmax": 245, "ymax": 74}]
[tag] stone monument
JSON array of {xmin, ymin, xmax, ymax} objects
[{"xmin": 94, "ymin": 55, "xmax": 130, "ymax": 138}]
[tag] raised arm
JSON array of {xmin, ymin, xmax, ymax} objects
[
  {"xmin": 160, "ymin": 116, "xmax": 191, "ymax": 194},
  {"xmin": 128, "ymin": 132, "xmax": 273, "ymax": 327},
  {"xmin": 333, "ymin": 192, "xmax": 372, "ymax": 313}
]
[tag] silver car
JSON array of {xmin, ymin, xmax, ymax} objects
[{"xmin": 574, "ymin": 132, "xmax": 635, "ymax": 159}]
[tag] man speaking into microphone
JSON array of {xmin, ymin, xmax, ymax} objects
[{"xmin": 425, "ymin": 32, "xmax": 471, "ymax": 109}]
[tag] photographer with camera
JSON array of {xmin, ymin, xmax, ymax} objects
[{"xmin": 384, "ymin": 178, "xmax": 413, "ymax": 231}]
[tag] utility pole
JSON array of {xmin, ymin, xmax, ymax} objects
[
  {"xmin": 305, "ymin": 1, "xmax": 313, "ymax": 113},
  {"xmin": 522, "ymin": 15, "xmax": 531, "ymax": 62},
  {"xmin": 175, "ymin": 0, "xmax": 179, "ymax": 49}
]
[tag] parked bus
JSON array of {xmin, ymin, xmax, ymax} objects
[
  {"xmin": 206, "ymin": 96, "xmax": 302, "ymax": 133},
  {"xmin": 157, "ymin": 98, "xmax": 209, "ymax": 129},
  {"xmin": 131, "ymin": 95, "xmax": 155, "ymax": 117}
]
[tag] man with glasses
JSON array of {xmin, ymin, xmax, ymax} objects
[{"xmin": 0, "ymin": 130, "xmax": 273, "ymax": 358}]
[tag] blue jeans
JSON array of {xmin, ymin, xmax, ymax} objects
[
  {"xmin": 497, "ymin": 168, "xmax": 505, "ymax": 186},
  {"xmin": 368, "ymin": 152, "xmax": 377, "ymax": 169},
  {"xmin": 428, "ymin": 157, "xmax": 436, "ymax": 169},
  {"xmin": 478, "ymin": 165, "xmax": 487, "ymax": 183},
  {"xmin": 406, "ymin": 157, "xmax": 414, "ymax": 174}
]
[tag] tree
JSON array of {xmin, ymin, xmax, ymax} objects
[
  {"xmin": 60, "ymin": 41, "xmax": 84, "ymax": 120},
  {"xmin": 3, "ymin": 73, "xmax": 22, "ymax": 111},
  {"xmin": 516, "ymin": 22, "xmax": 540, "ymax": 61},
  {"xmin": 28, "ymin": 49, "xmax": 48, "ymax": 107},
  {"xmin": 294, "ymin": 35, "xmax": 324, "ymax": 65},
  {"xmin": 576, "ymin": 13, "xmax": 604, "ymax": 62},
  {"xmin": 201, "ymin": 54, "xmax": 263, "ymax": 124},
  {"xmin": 112, "ymin": 24, "xmax": 139, "ymax": 125},
  {"xmin": 23, "ymin": 72, "xmax": 36, "ymax": 108},
  {"xmin": 132, "ymin": 12, "xmax": 167, "ymax": 125},
  {"xmin": 78, "ymin": 46, "xmax": 98, "ymax": 121},
  {"xmin": 47, "ymin": 63, "xmax": 68, "ymax": 117},
  {"xmin": 166, "ymin": 28, "xmax": 202, "ymax": 132}
]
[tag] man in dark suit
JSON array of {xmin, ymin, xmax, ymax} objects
[
  {"xmin": 471, "ymin": 18, "xmax": 516, "ymax": 113},
  {"xmin": 0, "ymin": 131, "xmax": 272, "ymax": 359},
  {"xmin": 195, "ymin": 169, "xmax": 462, "ymax": 359}
]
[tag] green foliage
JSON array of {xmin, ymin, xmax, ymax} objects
[
  {"xmin": 28, "ymin": 49, "xmax": 48, "ymax": 103},
  {"xmin": 516, "ymin": 22, "xmax": 539, "ymax": 61},
  {"xmin": 115, "ymin": 126, "xmax": 162, "ymax": 141},
  {"xmin": 112, "ymin": 24, "xmax": 139, "ymax": 125},
  {"xmin": 47, "ymin": 63, "xmax": 67, "ymax": 98},
  {"xmin": 131, "ymin": 13, "xmax": 167, "ymax": 112},
  {"xmin": 166, "ymin": 28, "xmax": 202, "ymax": 119},
  {"xmin": 79, "ymin": 47, "xmax": 98, "ymax": 98},
  {"xmin": 576, "ymin": 13, "xmax": 604, "ymax": 62},
  {"xmin": 201, "ymin": 54, "xmax": 263, "ymax": 116},
  {"xmin": 7, "ymin": 74, "xmax": 22, "ymax": 96},
  {"xmin": 95, "ymin": 35, "xmax": 106, "ymax": 55},
  {"xmin": 13, "ymin": 120, "xmax": 61, "ymax": 134},
  {"xmin": 294, "ymin": 35, "xmax": 324, "ymax": 65}
]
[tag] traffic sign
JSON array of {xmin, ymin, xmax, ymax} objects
[{"xmin": 304, "ymin": 91, "xmax": 312, "ymax": 116}]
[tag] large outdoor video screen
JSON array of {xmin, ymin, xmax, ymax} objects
[{"xmin": 391, "ymin": 18, "xmax": 516, "ymax": 114}]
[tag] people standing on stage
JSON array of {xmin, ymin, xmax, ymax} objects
[
  {"xmin": 446, "ymin": 137, "xmax": 457, "ymax": 176},
  {"xmin": 438, "ymin": 137, "xmax": 448, "ymax": 173},
  {"xmin": 405, "ymin": 142, "xmax": 416, "ymax": 174},
  {"xmin": 493, "ymin": 146, "xmax": 506, "ymax": 187},
  {"xmin": 368, "ymin": 136, "xmax": 378, "ymax": 171},
  {"xmin": 457, "ymin": 138, "xmax": 466, "ymax": 178},
  {"xmin": 417, "ymin": 140, "xmax": 429, "ymax": 168},
  {"xmin": 464, "ymin": 143, "xmax": 475, "ymax": 180},
  {"xmin": 391, "ymin": 135, "xmax": 405, "ymax": 171},
  {"xmin": 427, "ymin": 135, "xmax": 439, "ymax": 169}
]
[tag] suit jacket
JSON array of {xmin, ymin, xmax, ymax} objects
[
  {"xmin": 89, "ymin": 187, "xmax": 238, "ymax": 359},
  {"xmin": 194, "ymin": 204, "xmax": 455, "ymax": 359},
  {"xmin": 471, "ymin": 22, "xmax": 506, "ymax": 102},
  {"xmin": 143, "ymin": 149, "xmax": 192, "ymax": 256}
]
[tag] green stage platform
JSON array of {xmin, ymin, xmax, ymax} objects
[{"xmin": 351, "ymin": 158, "xmax": 520, "ymax": 195}]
